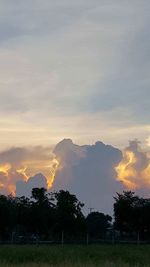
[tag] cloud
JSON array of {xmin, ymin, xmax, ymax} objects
[
  {"xmin": 52, "ymin": 139, "xmax": 150, "ymax": 212},
  {"xmin": 116, "ymin": 140, "xmax": 150, "ymax": 193},
  {"xmin": 0, "ymin": 138, "xmax": 150, "ymax": 213},
  {"xmin": 0, "ymin": 146, "xmax": 57, "ymax": 195},
  {"xmin": 0, "ymin": 0, "xmax": 149, "ymax": 209},
  {"xmin": 52, "ymin": 139, "xmax": 123, "ymax": 213},
  {"xmin": 16, "ymin": 173, "xmax": 47, "ymax": 197},
  {"xmin": 0, "ymin": 138, "xmax": 124, "ymax": 213},
  {"xmin": 0, "ymin": 146, "xmax": 53, "ymax": 169},
  {"xmin": 0, "ymin": 1, "xmax": 149, "ymax": 148}
]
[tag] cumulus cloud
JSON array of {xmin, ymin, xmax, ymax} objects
[
  {"xmin": 16, "ymin": 173, "xmax": 47, "ymax": 197},
  {"xmin": 0, "ymin": 138, "xmax": 150, "ymax": 213},
  {"xmin": 0, "ymin": 146, "xmax": 57, "ymax": 195},
  {"xmin": 116, "ymin": 140, "xmax": 150, "ymax": 194},
  {"xmin": 52, "ymin": 139, "xmax": 123, "ymax": 213},
  {"xmin": 52, "ymin": 139, "xmax": 150, "ymax": 212}
]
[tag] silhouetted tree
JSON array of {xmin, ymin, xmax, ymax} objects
[
  {"xmin": 0, "ymin": 195, "xmax": 16, "ymax": 240},
  {"xmin": 0, "ymin": 188, "xmax": 119, "ymax": 242},
  {"xmin": 86, "ymin": 212, "xmax": 112, "ymax": 239},
  {"xmin": 54, "ymin": 190, "xmax": 85, "ymax": 238},
  {"xmin": 114, "ymin": 191, "xmax": 150, "ymax": 240},
  {"xmin": 15, "ymin": 196, "xmax": 31, "ymax": 235},
  {"xmin": 29, "ymin": 188, "xmax": 55, "ymax": 237}
]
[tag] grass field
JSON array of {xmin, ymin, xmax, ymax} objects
[{"xmin": 0, "ymin": 244, "xmax": 149, "ymax": 267}]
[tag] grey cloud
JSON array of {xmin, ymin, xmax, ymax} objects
[
  {"xmin": 0, "ymin": 146, "xmax": 54, "ymax": 195},
  {"xmin": 1, "ymin": 138, "xmax": 150, "ymax": 214},
  {"xmin": 89, "ymin": 3, "xmax": 150, "ymax": 124},
  {"xmin": 126, "ymin": 140, "xmax": 149, "ymax": 171},
  {"xmin": 52, "ymin": 139, "xmax": 124, "ymax": 214},
  {"xmin": 16, "ymin": 173, "xmax": 47, "ymax": 197},
  {"xmin": 0, "ymin": 1, "xmax": 149, "ymax": 148},
  {"xmin": 0, "ymin": 146, "xmax": 52, "ymax": 167},
  {"xmin": 0, "ymin": 0, "xmax": 100, "ymax": 45}
]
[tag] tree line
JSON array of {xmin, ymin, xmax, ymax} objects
[
  {"xmin": 114, "ymin": 191, "xmax": 150, "ymax": 241},
  {"xmin": 0, "ymin": 188, "xmax": 150, "ymax": 243}
]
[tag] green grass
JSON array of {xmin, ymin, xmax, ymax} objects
[{"xmin": 0, "ymin": 244, "xmax": 149, "ymax": 267}]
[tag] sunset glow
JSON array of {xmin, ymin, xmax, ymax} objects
[
  {"xmin": 0, "ymin": 156, "xmax": 60, "ymax": 195},
  {"xmin": 0, "ymin": 0, "xmax": 149, "ymax": 221},
  {"xmin": 115, "ymin": 143, "xmax": 150, "ymax": 190},
  {"xmin": 115, "ymin": 150, "xmax": 137, "ymax": 189},
  {"xmin": 16, "ymin": 167, "xmax": 28, "ymax": 181},
  {"xmin": 47, "ymin": 158, "xmax": 60, "ymax": 189},
  {"xmin": 0, "ymin": 164, "xmax": 11, "ymax": 176}
]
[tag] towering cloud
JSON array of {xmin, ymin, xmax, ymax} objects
[{"xmin": 52, "ymin": 139, "xmax": 123, "ymax": 213}]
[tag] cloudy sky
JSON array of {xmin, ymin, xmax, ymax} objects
[{"xmin": 0, "ymin": 0, "xmax": 149, "ymax": 150}]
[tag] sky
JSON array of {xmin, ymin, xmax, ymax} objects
[
  {"xmin": 0, "ymin": 0, "xmax": 150, "ymax": 150},
  {"xmin": 0, "ymin": 1, "xmax": 150, "ymax": 212}
]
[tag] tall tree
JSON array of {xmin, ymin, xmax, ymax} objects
[
  {"xmin": 54, "ymin": 190, "xmax": 85, "ymax": 237},
  {"xmin": 30, "ymin": 188, "xmax": 55, "ymax": 237}
]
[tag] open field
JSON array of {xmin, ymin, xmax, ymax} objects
[{"xmin": 0, "ymin": 244, "xmax": 149, "ymax": 267}]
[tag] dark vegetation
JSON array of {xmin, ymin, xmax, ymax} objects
[
  {"xmin": 114, "ymin": 191, "xmax": 150, "ymax": 241},
  {"xmin": 0, "ymin": 244, "xmax": 150, "ymax": 267},
  {"xmin": 0, "ymin": 189, "xmax": 150, "ymax": 243}
]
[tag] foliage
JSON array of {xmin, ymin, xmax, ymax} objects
[
  {"xmin": 86, "ymin": 212, "xmax": 112, "ymax": 238},
  {"xmin": 0, "ymin": 188, "xmax": 88, "ymax": 241},
  {"xmin": 114, "ymin": 191, "xmax": 150, "ymax": 239},
  {"xmin": 54, "ymin": 190, "xmax": 85, "ymax": 235},
  {"xmin": 1, "ymin": 189, "xmax": 150, "ymax": 242}
]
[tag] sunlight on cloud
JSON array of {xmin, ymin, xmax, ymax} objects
[
  {"xmin": 115, "ymin": 140, "xmax": 150, "ymax": 190},
  {"xmin": 0, "ymin": 146, "xmax": 60, "ymax": 195}
]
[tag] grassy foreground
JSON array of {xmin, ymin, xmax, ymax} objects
[{"xmin": 0, "ymin": 244, "xmax": 149, "ymax": 267}]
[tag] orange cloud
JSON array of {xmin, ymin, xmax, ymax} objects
[
  {"xmin": 0, "ymin": 146, "xmax": 60, "ymax": 195},
  {"xmin": 115, "ymin": 140, "xmax": 150, "ymax": 190}
]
